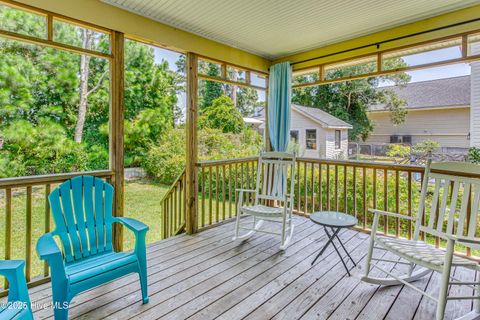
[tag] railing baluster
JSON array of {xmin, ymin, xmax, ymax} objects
[
  {"xmin": 44, "ymin": 184, "xmax": 51, "ymax": 276},
  {"xmin": 383, "ymin": 168, "xmax": 388, "ymax": 235},
  {"xmin": 334, "ymin": 165, "xmax": 338, "ymax": 211},
  {"xmin": 229, "ymin": 163, "xmax": 233, "ymax": 219},
  {"xmin": 353, "ymin": 167, "xmax": 357, "ymax": 218},
  {"xmin": 326, "ymin": 164, "xmax": 330, "ymax": 211},
  {"xmin": 343, "ymin": 165, "xmax": 347, "ymax": 213},
  {"xmin": 222, "ymin": 165, "xmax": 226, "ymax": 221},
  {"xmin": 310, "ymin": 163, "xmax": 314, "ymax": 213},
  {"xmin": 395, "ymin": 170, "xmax": 400, "ymax": 238},
  {"xmin": 201, "ymin": 167, "xmax": 205, "ymax": 228},
  {"xmin": 235, "ymin": 163, "xmax": 238, "ymax": 214},
  {"xmin": 303, "ymin": 162, "xmax": 307, "ymax": 214},
  {"xmin": 297, "ymin": 161, "xmax": 301, "ymax": 213},
  {"xmin": 209, "ymin": 167, "xmax": 213, "ymax": 225},
  {"xmin": 4, "ymin": 188, "xmax": 12, "ymax": 288},
  {"xmin": 318, "ymin": 164, "xmax": 322, "ymax": 211},
  {"xmin": 362, "ymin": 167, "xmax": 366, "ymax": 229},
  {"xmin": 407, "ymin": 172, "xmax": 412, "ymax": 240},
  {"xmin": 215, "ymin": 165, "xmax": 220, "ymax": 223},
  {"xmin": 26, "ymin": 186, "xmax": 32, "ymax": 282}
]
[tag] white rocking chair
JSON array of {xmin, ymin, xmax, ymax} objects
[
  {"xmin": 362, "ymin": 159, "xmax": 480, "ymax": 320},
  {"xmin": 233, "ymin": 152, "xmax": 296, "ymax": 250}
]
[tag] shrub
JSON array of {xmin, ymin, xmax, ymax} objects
[
  {"xmin": 386, "ymin": 144, "xmax": 410, "ymax": 158},
  {"xmin": 468, "ymin": 147, "xmax": 480, "ymax": 164},
  {"xmin": 198, "ymin": 96, "xmax": 244, "ymax": 134},
  {"xmin": 412, "ymin": 139, "xmax": 440, "ymax": 154}
]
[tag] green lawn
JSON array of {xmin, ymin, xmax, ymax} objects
[{"xmin": 0, "ymin": 179, "xmax": 169, "ymax": 283}]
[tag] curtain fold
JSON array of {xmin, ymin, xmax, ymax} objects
[{"xmin": 268, "ymin": 62, "xmax": 292, "ymax": 152}]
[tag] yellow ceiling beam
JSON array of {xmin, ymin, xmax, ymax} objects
[
  {"xmin": 274, "ymin": 4, "xmax": 480, "ymax": 70},
  {"xmin": 13, "ymin": 0, "xmax": 271, "ymax": 73}
]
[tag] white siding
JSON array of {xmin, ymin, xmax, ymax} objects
[
  {"xmin": 471, "ymin": 42, "xmax": 480, "ymax": 147},
  {"xmin": 366, "ymin": 107, "xmax": 470, "ymax": 147},
  {"xmin": 290, "ymin": 111, "xmax": 348, "ymax": 159}
]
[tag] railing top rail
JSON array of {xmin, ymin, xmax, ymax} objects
[
  {"xmin": 0, "ymin": 170, "xmax": 114, "ymax": 188},
  {"xmin": 196, "ymin": 156, "xmax": 258, "ymax": 167},
  {"xmin": 296, "ymin": 157, "xmax": 425, "ymax": 172}
]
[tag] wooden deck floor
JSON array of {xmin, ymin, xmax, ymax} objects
[{"xmin": 26, "ymin": 215, "xmax": 477, "ymax": 319}]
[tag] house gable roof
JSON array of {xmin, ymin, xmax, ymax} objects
[
  {"xmin": 291, "ymin": 105, "xmax": 353, "ymax": 129},
  {"xmin": 370, "ymin": 75, "xmax": 470, "ymax": 111},
  {"xmin": 252, "ymin": 105, "xmax": 353, "ymax": 129}
]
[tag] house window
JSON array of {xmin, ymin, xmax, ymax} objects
[
  {"xmin": 335, "ymin": 130, "xmax": 341, "ymax": 149},
  {"xmin": 306, "ymin": 129, "xmax": 317, "ymax": 150},
  {"xmin": 290, "ymin": 130, "xmax": 299, "ymax": 143}
]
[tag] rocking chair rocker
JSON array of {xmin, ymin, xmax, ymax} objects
[
  {"xmin": 233, "ymin": 152, "xmax": 296, "ymax": 250},
  {"xmin": 362, "ymin": 159, "xmax": 480, "ymax": 320}
]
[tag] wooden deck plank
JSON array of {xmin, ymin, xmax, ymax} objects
[
  {"xmin": 239, "ymin": 232, "xmax": 369, "ymax": 320},
  {"xmin": 75, "ymin": 218, "xmax": 313, "ymax": 320},
  {"xmin": 323, "ymin": 250, "xmax": 402, "ymax": 320},
  {"xmin": 108, "ymin": 221, "xmax": 322, "ymax": 319},
  {"xmin": 184, "ymin": 230, "xmax": 362, "ymax": 320},
  {"xmin": 271, "ymin": 235, "xmax": 379, "ymax": 320},
  {"xmin": 20, "ymin": 215, "xmax": 476, "ymax": 320}
]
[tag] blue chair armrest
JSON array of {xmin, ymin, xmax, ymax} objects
[
  {"xmin": 114, "ymin": 217, "xmax": 149, "ymax": 234},
  {"xmin": 0, "ymin": 260, "xmax": 31, "ymax": 308},
  {"xmin": 0, "ymin": 260, "xmax": 25, "ymax": 273},
  {"xmin": 37, "ymin": 233, "xmax": 63, "ymax": 260}
]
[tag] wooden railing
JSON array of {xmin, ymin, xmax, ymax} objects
[
  {"xmin": 0, "ymin": 170, "xmax": 114, "ymax": 293},
  {"xmin": 160, "ymin": 169, "xmax": 186, "ymax": 239}
]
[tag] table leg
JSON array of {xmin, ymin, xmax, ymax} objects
[
  {"xmin": 331, "ymin": 227, "xmax": 357, "ymax": 267},
  {"xmin": 311, "ymin": 227, "xmax": 341, "ymax": 266},
  {"xmin": 324, "ymin": 227, "xmax": 351, "ymax": 276}
]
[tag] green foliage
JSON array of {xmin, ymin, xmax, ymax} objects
[
  {"xmin": 0, "ymin": 119, "xmax": 88, "ymax": 176},
  {"xmin": 386, "ymin": 144, "xmax": 411, "ymax": 158},
  {"xmin": 292, "ymin": 58, "xmax": 410, "ymax": 141},
  {"xmin": 199, "ymin": 96, "xmax": 244, "ymax": 134},
  {"xmin": 201, "ymin": 63, "xmax": 223, "ymax": 109},
  {"xmin": 380, "ymin": 89, "xmax": 408, "ymax": 125},
  {"xmin": 412, "ymin": 140, "xmax": 440, "ymax": 154},
  {"xmin": 468, "ymin": 147, "xmax": 480, "ymax": 164},
  {"xmin": 144, "ymin": 126, "xmax": 263, "ymax": 184}
]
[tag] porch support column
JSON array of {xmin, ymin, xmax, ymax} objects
[
  {"xmin": 264, "ymin": 78, "xmax": 271, "ymax": 151},
  {"xmin": 110, "ymin": 31, "xmax": 125, "ymax": 251},
  {"xmin": 185, "ymin": 52, "xmax": 198, "ymax": 234}
]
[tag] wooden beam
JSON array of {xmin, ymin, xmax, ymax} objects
[
  {"xmin": 110, "ymin": 31, "xmax": 125, "ymax": 251},
  {"xmin": 185, "ymin": 52, "xmax": 199, "ymax": 234}
]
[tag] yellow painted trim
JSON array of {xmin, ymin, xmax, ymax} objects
[
  {"xmin": 13, "ymin": 0, "xmax": 270, "ymax": 73},
  {"xmin": 274, "ymin": 4, "xmax": 480, "ymax": 70}
]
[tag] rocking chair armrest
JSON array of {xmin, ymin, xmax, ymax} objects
[
  {"xmin": 113, "ymin": 217, "xmax": 149, "ymax": 234},
  {"xmin": 369, "ymin": 209, "xmax": 417, "ymax": 221},
  {"xmin": 36, "ymin": 233, "xmax": 63, "ymax": 260},
  {"xmin": 445, "ymin": 235, "xmax": 480, "ymax": 246}
]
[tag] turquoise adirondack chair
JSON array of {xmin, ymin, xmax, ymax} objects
[
  {"xmin": 36, "ymin": 176, "xmax": 149, "ymax": 320},
  {"xmin": 0, "ymin": 260, "xmax": 33, "ymax": 320}
]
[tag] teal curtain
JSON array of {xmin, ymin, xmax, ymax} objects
[{"xmin": 268, "ymin": 62, "xmax": 292, "ymax": 151}]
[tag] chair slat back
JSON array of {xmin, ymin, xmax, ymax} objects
[
  {"xmin": 49, "ymin": 176, "xmax": 114, "ymax": 262},
  {"xmin": 415, "ymin": 161, "xmax": 480, "ymax": 244},
  {"xmin": 255, "ymin": 152, "xmax": 296, "ymax": 203}
]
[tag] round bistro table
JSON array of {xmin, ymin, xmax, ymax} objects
[{"xmin": 310, "ymin": 211, "xmax": 358, "ymax": 276}]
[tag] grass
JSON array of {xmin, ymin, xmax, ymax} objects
[{"xmin": 0, "ymin": 179, "xmax": 169, "ymax": 283}]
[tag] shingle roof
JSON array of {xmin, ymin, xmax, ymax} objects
[
  {"xmin": 292, "ymin": 104, "xmax": 353, "ymax": 129},
  {"xmin": 370, "ymin": 75, "xmax": 470, "ymax": 111},
  {"xmin": 252, "ymin": 105, "xmax": 352, "ymax": 129}
]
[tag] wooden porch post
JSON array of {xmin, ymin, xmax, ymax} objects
[
  {"xmin": 185, "ymin": 52, "xmax": 199, "ymax": 234},
  {"xmin": 110, "ymin": 31, "xmax": 125, "ymax": 251}
]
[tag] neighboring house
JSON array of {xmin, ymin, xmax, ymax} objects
[
  {"xmin": 250, "ymin": 104, "xmax": 352, "ymax": 159},
  {"xmin": 367, "ymin": 76, "xmax": 470, "ymax": 148}
]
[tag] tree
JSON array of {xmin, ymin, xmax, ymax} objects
[
  {"xmin": 201, "ymin": 63, "xmax": 223, "ymax": 109},
  {"xmin": 292, "ymin": 59, "xmax": 410, "ymax": 141},
  {"xmin": 199, "ymin": 96, "xmax": 244, "ymax": 134}
]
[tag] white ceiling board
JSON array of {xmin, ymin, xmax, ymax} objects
[{"xmin": 102, "ymin": 0, "xmax": 480, "ymax": 59}]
